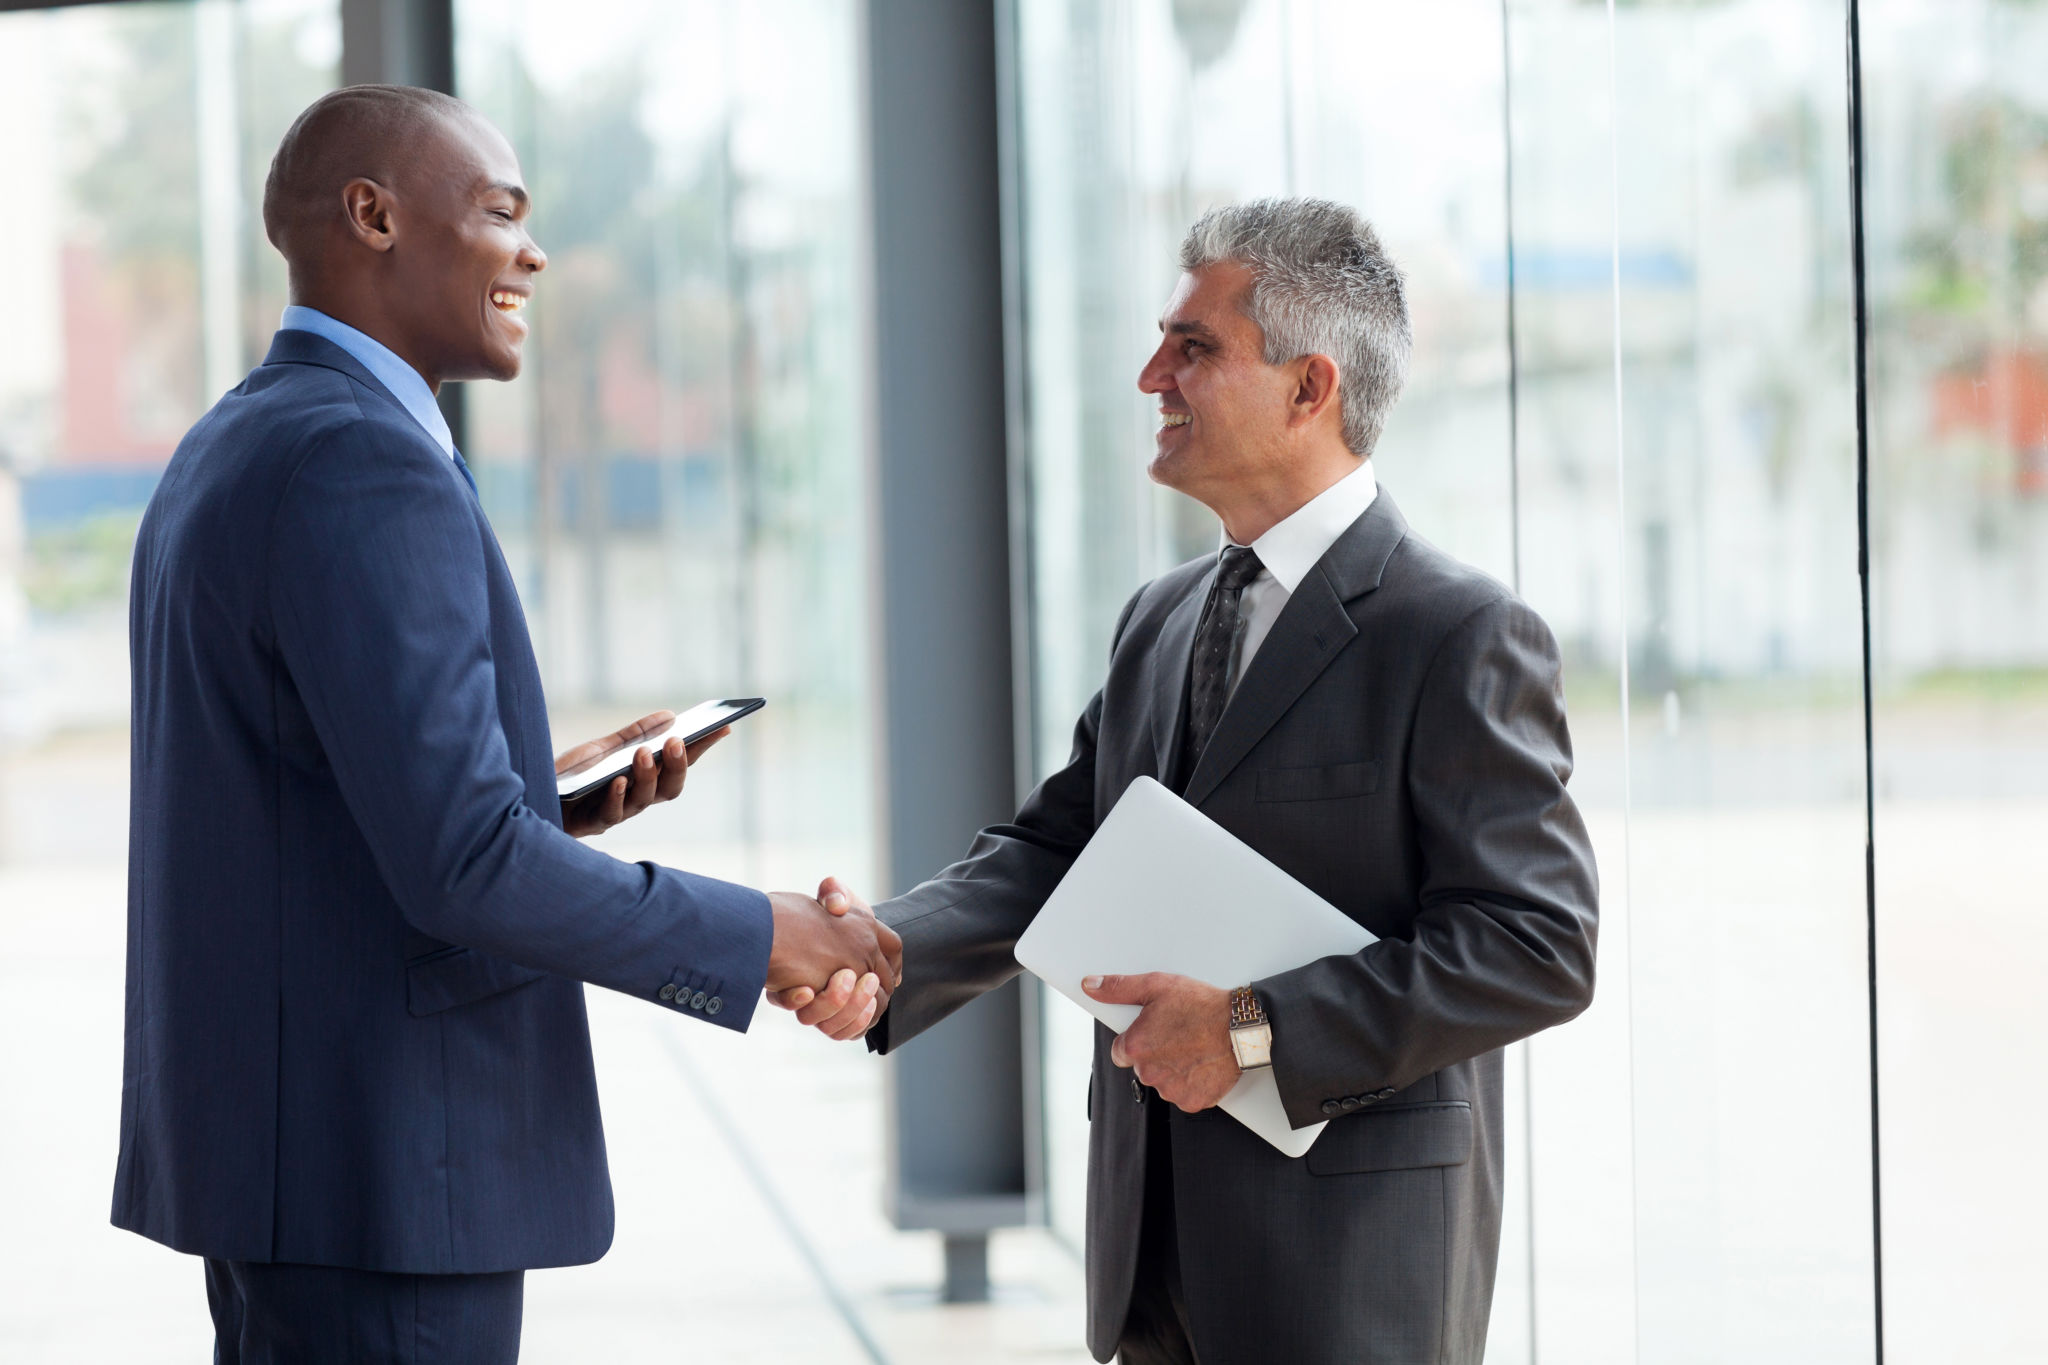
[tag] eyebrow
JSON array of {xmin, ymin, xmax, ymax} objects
[
  {"xmin": 482, "ymin": 181, "xmax": 531, "ymax": 208},
  {"xmin": 1160, "ymin": 318, "xmax": 1221, "ymax": 340}
]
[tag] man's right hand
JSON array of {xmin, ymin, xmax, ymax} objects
[{"xmin": 766, "ymin": 885, "xmax": 902, "ymax": 1036}]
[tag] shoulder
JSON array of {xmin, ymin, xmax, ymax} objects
[
  {"xmin": 1111, "ymin": 555, "xmax": 1213, "ymax": 645},
  {"xmin": 252, "ymin": 367, "xmax": 456, "ymax": 505},
  {"xmin": 1372, "ymin": 528, "xmax": 1549, "ymax": 651}
]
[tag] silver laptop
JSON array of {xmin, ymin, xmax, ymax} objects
[{"xmin": 1014, "ymin": 776, "xmax": 1376, "ymax": 1158}]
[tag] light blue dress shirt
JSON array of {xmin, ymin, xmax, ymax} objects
[{"xmin": 279, "ymin": 305, "xmax": 455, "ymax": 459}]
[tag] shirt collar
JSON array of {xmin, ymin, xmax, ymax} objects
[
  {"xmin": 1227, "ymin": 458, "xmax": 1380, "ymax": 594},
  {"xmin": 278, "ymin": 305, "xmax": 455, "ymax": 459}
]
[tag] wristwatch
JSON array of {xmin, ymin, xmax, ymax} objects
[{"xmin": 1228, "ymin": 985, "xmax": 1272, "ymax": 1070}]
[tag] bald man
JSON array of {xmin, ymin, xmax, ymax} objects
[{"xmin": 113, "ymin": 85, "xmax": 897, "ymax": 1363}]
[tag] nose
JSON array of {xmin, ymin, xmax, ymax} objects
[
  {"xmin": 519, "ymin": 234, "xmax": 547, "ymax": 274},
  {"xmin": 1137, "ymin": 340, "xmax": 1173, "ymax": 395}
]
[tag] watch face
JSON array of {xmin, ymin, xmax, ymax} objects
[{"xmin": 1231, "ymin": 1023, "xmax": 1274, "ymax": 1069}]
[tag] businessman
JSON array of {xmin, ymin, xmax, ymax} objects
[
  {"xmin": 114, "ymin": 84, "xmax": 896, "ymax": 1362},
  {"xmin": 784, "ymin": 199, "xmax": 1598, "ymax": 1363}
]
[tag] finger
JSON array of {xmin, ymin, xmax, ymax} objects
[
  {"xmin": 623, "ymin": 744, "xmax": 661, "ymax": 812},
  {"xmin": 794, "ymin": 969, "xmax": 860, "ymax": 1027},
  {"xmin": 683, "ymin": 726, "xmax": 729, "ymax": 764},
  {"xmin": 818, "ymin": 875, "xmax": 852, "ymax": 916},
  {"xmin": 611, "ymin": 710, "xmax": 675, "ymax": 745},
  {"xmin": 1109, "ymin": 1034, "xmax": 1131, "ymax": 1068},
  {"xmin": 769, "ymin": 986, "xmax": 815, "ymax": 1011},
  {"xmin": 653, "ymin": 736, "xmax": 689, "ymax": 801},
  {"xmin": 816, "ymin": 975, "xmax": 880, "ymax": 1037},
  {"xmin": 553, "ymin": 740, "xmax": 600, "ymax": 776},
  {"xmin": 1082, "ymin": 972, "xmax": 1159, "ymax": 1005},
  {"xmin": 597, "ymin": 774, "xmax": 628, "ymax": 829},
  {"xmin": 827, "ymin": 995, "xmax": 878, "ymax": 1042}
]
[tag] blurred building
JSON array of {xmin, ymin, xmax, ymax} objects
[{"xmin": 1, "ymin": 1, "xmax": 2043, "ymax": 1362}]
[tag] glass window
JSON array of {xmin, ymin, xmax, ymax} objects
[
  {"xmin": 0, "ymin": 1, "xmax": 339, "ymax": 1354},
  {"xmin": 1007, "ymin": 0, "xmax": 1534, "ymax": 1330},
  {"xmin": 1862, "ymin": 3, "xmax": 2048, "ymax": 1359},
  {"xmin": 456, "ymin": 0, "xmax": 873, "ymax": 885}
]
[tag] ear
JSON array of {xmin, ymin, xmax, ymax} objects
[
  {"xmin": 1289, "ymin": 353, "xmax": 1342, "ymax": 431},
  {"xmin": 339, "ymin": 177, "xmax": 399, "ymax": 254}
]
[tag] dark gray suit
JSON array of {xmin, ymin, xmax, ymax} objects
[{"xmin": 869, "ymin": 490, "xmax": 1598, "ymax": 1364}]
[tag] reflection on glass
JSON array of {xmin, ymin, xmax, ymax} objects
[
  {"xmin": 1863, "ymin": 4, "xmax": 2048, "ymax": 1360},
  {"xmin": 456, "ymin": 0, "xmax": 871, "ymax": 884}
]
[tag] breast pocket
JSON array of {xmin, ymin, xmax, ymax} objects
[{"xmin": 1255, "ymin": 760, "xmax": 1380, "ymax": 803}]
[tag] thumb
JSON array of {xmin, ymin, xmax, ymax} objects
[
  {"xmin": 817, "ymin": 875, "xmax": 853, "ymax": 916},
  {"xmin": 1082, "ymin": 972, "xmax": 1156, "ymax": 1004}
]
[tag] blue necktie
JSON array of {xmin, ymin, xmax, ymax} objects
[{"xmin": 452, "ymin": 448, "xmax": 479, "ymax": 497}]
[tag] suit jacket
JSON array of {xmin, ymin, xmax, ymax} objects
[
  {"xmin": 869, "ymin": 490, "xmax": 1598, "ymax": 1364},
  {"xmin": 113, "ymin": 330, "xmax": 773, "ymax": 1274}
]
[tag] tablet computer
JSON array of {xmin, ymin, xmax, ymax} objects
[{"xmin": 556, "ymin": 697, "xmax": 765, "ymax": 803}]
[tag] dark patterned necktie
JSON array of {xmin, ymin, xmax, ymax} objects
[{"xmin": 1183, "ymin": 544, "xmax": 1265, "ymax": 768}]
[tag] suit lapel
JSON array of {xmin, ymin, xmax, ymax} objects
[
  {"xmin": 1149, "ymin": 564, "xmax": 1215, "ymax": 785},
  {"xmin": 1179, "ymin": 490, "xmax": 1410, "ymax": 809}
]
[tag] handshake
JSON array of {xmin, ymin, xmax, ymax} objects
[
  {"xmin": 554, "ymin": 711, "xmax": 900, "ymax": 1040},
  {"xmin": 764, "ymin": 877, "xmax": 899, "ymax": 1041}
]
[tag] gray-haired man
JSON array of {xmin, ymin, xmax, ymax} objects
[{"xmin": 783, "ymin": 198, "xmax": 1599, "ymax": 1364}]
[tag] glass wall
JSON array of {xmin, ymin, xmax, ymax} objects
[
  {"xmin": 1007, "ymin": 1, "xmax": 2038, "ymax": 1362},
  {"xmin": 0, "ymin": 3, "xmax": 339, "ymax": 1355},
  {"xmin": 455, "ymin": 0, "xmax": 873, "ymax": 890},
  {"xmin": 1861, "ymin": 3, "xmax": 2048, "ymax": 1359}
]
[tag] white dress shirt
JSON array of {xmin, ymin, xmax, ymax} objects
[{"xmin": 1224, "ymin": 458, "xmax": 1379, "ymax": 700}]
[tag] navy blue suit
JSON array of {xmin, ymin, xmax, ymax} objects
[{"xmin": 114, "ymin": 329, "xmax": 773, "ymax": 1285}]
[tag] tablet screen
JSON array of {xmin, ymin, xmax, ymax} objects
[{"xmin": 555, "ymin": 698, "xmax": 763, "ymax": 802}]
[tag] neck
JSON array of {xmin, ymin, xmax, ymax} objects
[
  {"xmin": 289, "ymin": 286, "xmax": 442, "ymax": 392},
  {"xmin": 1210, "ymin": 448, "xmax": 1364, "ymax": 545}
]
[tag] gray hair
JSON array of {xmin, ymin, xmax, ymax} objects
[{"xmin": 1179, "ymin": 198, "xmax": 1411, "ymax": 458}]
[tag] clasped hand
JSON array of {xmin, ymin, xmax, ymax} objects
[
  {"xmin": 1086, "ymin": 972, "xmax": 1240, "ymax": 1113},
  {"xmin": 765, "ymin": 878, "xmax": 903, "ymax": 1041}
]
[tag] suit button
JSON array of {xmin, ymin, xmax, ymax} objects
[
  {"xmin": 1377, "ymin": 1086, "xmax": 1397, "ymax": 1099},
  {"xmin": 690, "ymin": 990, "xmax": 707, "ymax": 1010},
  {"xmin": 1321, "ymin": 1100, "xmax": 1341, "ymax": 1116},
  {"xmin": 1340, "ymin": 1096, "xmax": 1362, "ymax": 1112},
  {"xmin": 658, "ymin": 984, "xmax": 677, "ymax": 1001},
  {"xmin": 1132, "ymin": 1076, "xmax": 1145, "ymax": 1105},
  {"xmin": 705, "ymin": 996, "xmax": 722, "ymax": 1015}
]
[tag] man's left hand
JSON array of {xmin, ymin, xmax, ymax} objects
[
  {"xmin": 1085, "ymin": 972, "xmax": 1240, "ymax": 1113},
  {"xmin": 556, "ymin": 711, "xmax": 729, "ymax": 838}
]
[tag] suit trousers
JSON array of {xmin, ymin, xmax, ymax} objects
[
  {"xmin": 1118, "ymin": 1101, "xmax": 1201, "ymax": 1365},
  {"xmin": 204, "ymin": 1259, "xmax": 524, "ymax": 1365}
]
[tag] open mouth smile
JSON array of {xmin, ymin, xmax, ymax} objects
[{"xmin": 489, "ymin": 290, "xmax": 528, "ymax": 314}]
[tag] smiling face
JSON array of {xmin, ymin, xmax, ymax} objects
[
  {"xmin": 380, "ymin": 113, "xmax": 545, "ymax": 386},
  {"xmin": 1138, "ymin": 262, "xmax": 1303, "ymax": 512}
]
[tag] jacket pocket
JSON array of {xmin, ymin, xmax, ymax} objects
[
  {"xmin": 406, "ymin": 946, "xmax": 548, "ymax": 1017},
  {"xmin": 1256, "ymin": 760, "xmax": 1380, "ymax": 803},
  {"xmin": 1306, "ymin": 1100, "xmax": 1472, "ymax": 1176}
]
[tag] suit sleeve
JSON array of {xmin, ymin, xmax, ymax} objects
[
  {"xmin": 866, "ymin": 591, "xmax": 1143, "ymax": 1054},
  {"xmin": 1258, "ymin": 595, "xmax": 1600, "ymax": 1128},
  {"xmin": 267, "ymin": 427, "xmax": 773, "ymax": 1029}
]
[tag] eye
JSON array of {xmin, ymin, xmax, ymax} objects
[{"xmin": 489, "ymin": 209, "xmax": 515, "ymax": 222}]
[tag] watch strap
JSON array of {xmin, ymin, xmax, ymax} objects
[{"xmin": 1229, "ymin": 985, "xmax": 1267, "ymax": 1028}]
